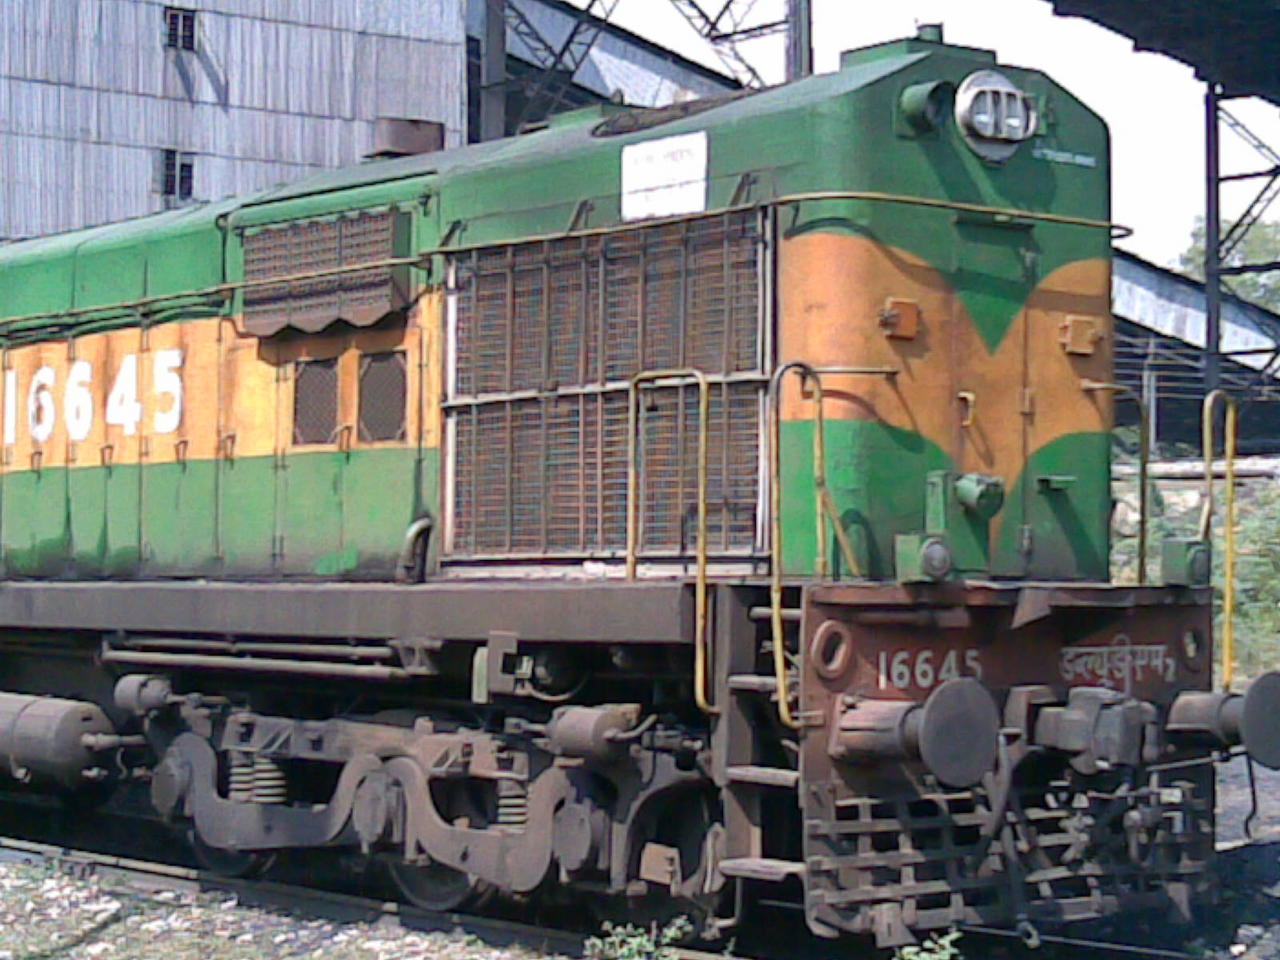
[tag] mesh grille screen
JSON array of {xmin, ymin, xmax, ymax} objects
[
  {"xmin": 293, "ymin": 358, "xmax": 338, "ymax": 445},
  {"xmin": 243, "ymin": 210, "xmax": 406, "ymax": 336},
  {"xmin": 359, "ymin": 351, "xmax": 407, "ymax": 442},
  {"xmin": 447, "ymin": 211, "xmax": 764, "ymax": 560}
]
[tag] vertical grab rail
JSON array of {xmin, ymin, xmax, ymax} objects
[
  {"xmin": 626, "ymin": 370, "xmax": 715, "ymax": 715},
  {"xmin": 767, "ymin": 362, "xmax": 891, "ymax": 730},
  {"xmin": 1199, "ymin": 390, "xmax": 1238, "ymax": 691},
  {"xmin": 1081, "ymin": 380, "xmax": 1150, "ymax": 585}
]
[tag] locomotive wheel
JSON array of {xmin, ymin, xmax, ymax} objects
[
  {"xmin": 188, "ymin": 829, "xmax": 275, "ymax": 878},
  {"xmin": 387, "ymin": 857, "xmax": 492, "ymax": 913},
  {"xmin": 601, "ymin": 787, "xmax": 724, "ymax": 938}
]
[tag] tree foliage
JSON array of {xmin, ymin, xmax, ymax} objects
[{"xmin": 1178, "ymin": 216, "xmax": 1280, "ymax": 313}]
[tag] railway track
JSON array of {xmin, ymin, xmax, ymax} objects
[
  {"xmin": 0, "ymin": 834, "xmax": 736, "ymax": 960},
  {"xmin": 0, "ymin": 832, "xmax": 1235, "ymax": 960}
]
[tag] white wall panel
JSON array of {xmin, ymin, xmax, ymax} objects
[{"xmin": 1, "ymin": 0, "xmax": 466, "ymax": 240}]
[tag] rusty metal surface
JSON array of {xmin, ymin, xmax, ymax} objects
[
  {"xmin": 0, "ymin": 580, "xmax": 693, "ymax": 643},
  {"xmin": 797, "ymin": 582, "xmax": 1216, "ymax": 943},
  {"xmin": 446, "ymin": 210, "xmax": 765, "ymax": 560}
]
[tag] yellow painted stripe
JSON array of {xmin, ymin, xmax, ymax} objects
[{"xmin": 0, "ymin": 292, "xmax": 443, "ymax": 471}]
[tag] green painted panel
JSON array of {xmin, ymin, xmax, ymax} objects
[
  {"xmin": 281, "ymin": 452, "xmax": 346, "ymax": 576},
  {"xmin": 341, "ymin": 447, "xmax": 437, "ymax": 578},
  {"xmin": 68, "ymin": 466, "xmax": 108, "ymax": 577},
  {"xmin": 104, "ymin": 464, "xmax": 142, "ymax": 576},
  {"xmin": 0, "ymin": 449, "xmax": 439, "ymax": 581},
  {"xmin": 781, "ymin": 422, "xmax": 1109, "ymax": 581},
  {"xmin": 142, "ymin": 462, "xmax": 218, "ymax": 576},
  {"xmin": 74, "ymin": 244, "xmax": 144, "ymax": 311},
  {"xmin": 779, "ymin": 419, "xmax": 950, "ymax": 579},
  {"xmin": 217, "ymin": 456, "xmax": 278, "ymax": 576},
  {"xmin": 994, "ymin": 432, "xmax": 1111, "ymax": 580},
  {"xmin": 3, "ymin": 469, "xmax": 70, "ymax": 576}
]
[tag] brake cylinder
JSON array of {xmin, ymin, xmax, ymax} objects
[{"xmin": 0, "ymin": 693, "xmax": 117, "ymax": 789}]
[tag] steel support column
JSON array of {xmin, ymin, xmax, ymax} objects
[
  {"xmin": 479, "ymin": 0, "xmax": 507, "ymax": 142},
  {"xmin": 1205, "ymin": 85, "xmax": 1222, "ymax": 392},
  {"xmin": 786, "ymin": 0, "xmax": 812, "ymax": 82}
]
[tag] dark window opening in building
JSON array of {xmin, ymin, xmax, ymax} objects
[
  {"xmin": 160, "ymin": 149, "xmax": 194, "ymax": 201},
  {"xmin": 294, "ymin": 358, "xmax": 339, "ymax": 445},
  {"xmin": 164, "ymin": 7, "xmax": 197, "ymax": 51},
  {"xmin": 358, "ymin": 351, "xmax": 407, "ymax": 442}
]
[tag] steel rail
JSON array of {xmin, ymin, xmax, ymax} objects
[
  {"xmin": 0, "ymin": 831, "xmax": 1253, "ymax": 960},
  {"xmin": 962, "ymin": 923, "xmax": 1197, "ymax": 959}
]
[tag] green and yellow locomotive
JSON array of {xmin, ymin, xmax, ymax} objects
[{"xmin": 0, "ymin": 29, "xmax": 1275, "ymax": 948}]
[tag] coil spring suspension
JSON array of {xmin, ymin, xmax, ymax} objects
[
  {"xmin": 495, "ymin": 780, "xmax": 528, "ymax": 829},
  {"xmin": 251, "ymin": 755, "xmax": 288, "ymax": 805},
  {"xmin": 228, "ymin": 759, "xmax": 254, "ymax": 803}
]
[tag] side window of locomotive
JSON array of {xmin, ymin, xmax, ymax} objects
[
  {"xmin": 358, "ymin": 351, "xmax": 407, "ymax": 443},
  {"xmin": 293, "ymin": 358, "xmax": 338, "ymax": 446}
]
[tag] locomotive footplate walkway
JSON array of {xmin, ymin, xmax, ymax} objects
[{"xmin": 0, "ymin": 579, "xmax": 694, "ymax": 644}]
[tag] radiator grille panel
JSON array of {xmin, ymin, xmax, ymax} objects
[{"xmin": 447, "ymin": 212, "xmax": 764, "ymax": 561}]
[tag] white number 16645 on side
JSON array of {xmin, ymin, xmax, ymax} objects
[{"xmin": 876, "ymin": 648, "xmax": 983, "ymax": 691}]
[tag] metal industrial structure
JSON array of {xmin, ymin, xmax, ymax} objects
[
  {"xmin": 0, "ymin": 0, "xmax": 736, "ymax": 242},
  {"xmin": 0, "ymin": 1, "xmax": 468, "ymax": 241},
  {"xmin": 1113, "ymin": 251, "xmax": 1280, "ymax": 454},
  {"xmin": 1047, "ymin": 2, "xmax": 1280, "ymax": 399},
  {"xmin": 467, "ymin": 0, "xmax": 739, "ymax": 142}
]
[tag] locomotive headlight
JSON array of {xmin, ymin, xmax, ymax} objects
[{"xmin": 955, "ymin": 70, "xmax": 1037, "ymax": 163}]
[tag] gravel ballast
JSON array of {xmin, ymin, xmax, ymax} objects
[{"xmin": 0, "ymin": 859, "xmax": 562, "ymax": 960}]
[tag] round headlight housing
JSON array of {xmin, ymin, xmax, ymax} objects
[{"xmin": 955, "ymin": 69, "xmax": 1037, "ymax": 163}]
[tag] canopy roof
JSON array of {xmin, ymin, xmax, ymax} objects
[{"xmin": 1048, "ymin": 1, "xmax": 1280, "ymax": 104}]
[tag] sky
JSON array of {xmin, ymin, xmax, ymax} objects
[{"xmin": 603, "ymin": 0, "xmax": 1280, "ymax": 270}]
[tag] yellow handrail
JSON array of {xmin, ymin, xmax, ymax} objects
[
  {"xmin": 625, "ymin": 369, "xmax": 715, "ymax": 715},
  {"xmin": 1200, "ymin": 390, "xmax": 1238, "ymax": 691},
  {"xmin": 766, "ymin": 363, "xmax": 893, "ymax": 730},
  {"xmin": 1082, "ymin": 380, "xmax": 1150, "ymax": 585}
]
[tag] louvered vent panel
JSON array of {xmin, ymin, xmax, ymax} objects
[
  {"xmin": 447, "ymin": 211, "xmax": 763, "ymax": 561},
  {"xmin": 242, "ymin": 210, "xmax": 408, "ymax": 336}
]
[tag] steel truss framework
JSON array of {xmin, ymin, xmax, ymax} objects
[
  {"xmin": 476, "ymin": 0, "xmax": 810, "ymax": 142},
  {"xmin": 1204, "ymin": 89, "xmax": 1280, "ymax": 404},
  {"xmin": 503, "ymin": 0, "xmax": 623, "ymax": 129}
]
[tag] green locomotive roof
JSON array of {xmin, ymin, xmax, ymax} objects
[{"xmin": 0, "ymin": 36, "xmax": 1106, "ymax": 336}]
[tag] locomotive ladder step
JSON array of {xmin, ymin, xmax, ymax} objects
[
  {"xmin": 727, "ymin": 674, "xmax": 779, "ymax": 694},
  {"xmin": 718, "ymin": 857, "xmax": 806, "ymax": 882},
  {"xmin": 748, "ymin": 606, "xmax": 802, "ymax": 622},
  {"xmin": 726, "ymin": 765, "xmax": 800, "ymax": 789}
]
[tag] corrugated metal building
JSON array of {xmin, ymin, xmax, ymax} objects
[{"xmin": 0, "ymin": 0, "xmax": 735, "ymax": 241}]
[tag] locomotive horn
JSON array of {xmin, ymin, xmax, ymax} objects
[{"xmin": 829, "ymin": 678, "xmax": 1001, "ymax": 788}]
